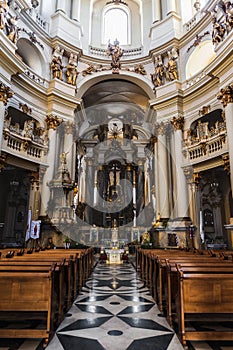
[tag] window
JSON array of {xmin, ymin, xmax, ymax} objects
[{"xmin": 103, "ymin": 6, "xmax": 130, "ymax": 45}]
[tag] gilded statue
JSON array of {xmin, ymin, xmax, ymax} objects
[
  {"xmin": 50, "ymin": 46, "xmax": 64, "ymax": 80},
  {"xmin": 166, "ymin": 49, "xmax": 178, "ymax": 81},
  {"xmin": 50, "ymin": 56, "xmax": 63, "ymax": 80},
  {"xmin": 151, "ymin": 55, "xmax": 164, "ymax": 88},
  {"xmin": 106, "ymin": 39, "xmax": 124, "ymax": 73},
  {"xmin": 0, "ymin": 0, "xmax": 8, "ymax": 30},
  {"xmin": 212, "ymin": 14, "xmax": 225, "ymax": 43},
  {"xmin": 66, "ymin": 53, "xmax": 79, "ymax": 85},
  {"xmin": 7, "ymin": 15, "xmax": 19, "ymax": 44}
]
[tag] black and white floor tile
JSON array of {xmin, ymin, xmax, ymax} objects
[
  {"xmin": 46, "ymin": 263, "xmax": 183, "ymax": 350},
  {"xmin": 1, "ymin": 261, "xmax": 233, "ymax": 350}
]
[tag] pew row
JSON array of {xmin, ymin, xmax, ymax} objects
[
  {"xmin": 0, "ymin": 268, "xmax": 57, "ymax": 347},
  {"xmin": 176, "ymin": 268, "xmax": 233, "ymax": 348}
]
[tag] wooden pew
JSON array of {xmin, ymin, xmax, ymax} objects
[
  {"xmin": 175, "ymin": 267, "xmax": 233, "ymax": 348},
  {"xmin": 157, "ymin": 255, "xmax": 233, "ymax": 313},
  {"xmin": 165, "ymin": 261, "xmax": 233, "ymax": 325},
  {"xmin": 0, "ymin": 256, "xmax": 68, "ymax": 319},
  {"xmin": 0, "ymin": 267, "xmax": 57, "ymax": 347}
]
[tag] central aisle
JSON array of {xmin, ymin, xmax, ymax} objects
[{"xmin": 46, "ymin": 262, "xmax": 184, "ymax": 350}]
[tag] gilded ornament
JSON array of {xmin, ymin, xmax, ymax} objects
[
  {"xmin": 19, "ymin": 103, "xmax": 32, "ymax": 114},
  {"xmin": 171, "ymin": 116, "xmax": 184, "ymax": 131},
  {"xmin": 0, "ymin": 82, "xmax": 14, "ymax": 105},
  {"xmin": 217, "ymin": 84, "xmax": 233, "ymax": 107},
  {"xmin": 45, "ymin": 114, "xmax": 63, "ymax": 130}
]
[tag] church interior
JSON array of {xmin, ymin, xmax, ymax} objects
[{"xmin": 0, "ymin": 0, "xmax": 233, "ymax": 349}]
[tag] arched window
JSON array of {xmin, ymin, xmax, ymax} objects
[{"xmin": 103, "ymin": 6, "xmax": 130, "ymax": 45}]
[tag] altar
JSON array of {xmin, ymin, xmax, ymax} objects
[{"xmin": 105, "ymin": 249, "xmax": 124, "ymax": 264}]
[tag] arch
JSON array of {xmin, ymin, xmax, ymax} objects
[
  {"xmin": 76, "ymin": 72, "xmax": 155, "ymax": 100},
  {"xmin": 186, "ymin": 40, "xmax": 216, "ymax": 79},
  {"xmin": 16, "ymin": 38, "xmax": 49, "ymax": 77}
]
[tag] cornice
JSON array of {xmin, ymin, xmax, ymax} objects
[
  {"xmin": 19, "ymin": 9, "xmax": 51, "ymax": 45},
  {"xmin": 179, "ymin": 12, "xmax": 212, "ymax": 50},
  {"xmin": 0, "ymin": 32, "xmax": 25, "ymax": 77},
  {"xmin": 11, "ymin": 74, "xmax": 48, "ymax": 104}
]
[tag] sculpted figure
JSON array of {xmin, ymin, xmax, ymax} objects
[
  {"xmin": 50, "ymin": 56, "xmax": 63, "ymax": 80},
  {"xmin": 166, "ymin": 50, "xmax": 178, "ymax": 81},
  {"xmin": 66, "ymin": 53, "xmax": 79, "ymax": 85},
  {"xmin": 106, "ymin": 39, "xmax": 124, "ymax": 73},
  {"xmin": 151, "ymin": 55, "xmax": 164, "ymax": 88},
  {"xmin": 0, "ymin": 0, "xmax": 8, "ymax": 30},
  {"xmin": 212, "ymin": 14, "xmax": 225, "ymax": 43},
  {"xmin": 7, "ymin": 15, "xmax": 19, "ymax": 44}
]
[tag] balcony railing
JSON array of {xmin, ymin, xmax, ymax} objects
[
  {"xmin": 89, "ymin": 45, "xmax": 143, "ymax": 58},
  {"xmin": 183, "ymin": 129, "xmax": 227, "ymax": 163},
  {"xmin": 3, "ymin": 125, "xmax": 47, "ymax": 161}
]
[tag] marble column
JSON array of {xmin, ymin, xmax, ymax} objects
[
  {"xmin": 152, "ymin": 0, "xmax": 161, "ymax": 22},
  {"xmin": 217, "ymin": 84, "xmax": 233, "ymax": 196},
  {"xmin": 40, "ymin": 114, "xmax": 63, "ymax": 216},
  {"xmin": 29, "ymin": 173, "xmax": 40, "ymax": 220},
  {"xmin": 72, "ymin": 0, "xmax": 80, "ymax": 21},
  {"xmin": 167, "ymin": 0, "xmax": 177, "ymax": 15},
  {"xmin": 154, "ymin": 138, "xmax": 160, "ymax": 216},
  {"xmin": 157, "ymin": 123, "xmax": 170, "ymax": 219},
  {"xmin": 184, "ymin": 167, "xmax": 200, "ymax": 248},
  {"xmin": 63, "ymin": 121, "xmax": 74, "ymax": 178},
  {"xmin": 0, "ymin": 82, "xmax": 14, "ymax": 153},
  {"xmin": 86, "ymin": 158, "xmax": 94, "ymax": 205},
  {"xmin": 171, "ymin": 116, "xmax": 189, "ymax": 219}
]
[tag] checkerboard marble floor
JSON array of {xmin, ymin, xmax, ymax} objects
[
  {"xmin": 1, "ymin": 261, "xmax": 233, "ymax": 350},
  {"xmin": 46, "ymin": 262, "xmax": 184, "ymax": 350}
]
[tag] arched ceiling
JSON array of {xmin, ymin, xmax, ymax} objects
[{"xmin": 82, "ymin": 79, "xmax": 149, "ymax": 125}]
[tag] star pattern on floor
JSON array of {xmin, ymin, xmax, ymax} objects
[{"xmin": 45, "ymin": 263, "xmax": 184, "ymax": 350}]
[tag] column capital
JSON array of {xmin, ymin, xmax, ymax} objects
[
  {"xmin": 65, "ymin": 121, "xmax": 75, "ymax": 134},
  {"xmin": 156, "ymin": 121, "xmax": 170, "ymax": 136},
  {"xmin": 183, "ymin": 167, "xmax": 201, "ymax": 191},
  {"xmin": 217, "ymin": 83, "xmax": 233, "ymax": 107},
  {"xmin": 170, "ymin": 116, "xmax": 184, "ymax": 131},
  {"xmin": 0, "ymin": 82, "xmax": 14, "ymax": 106},
  {"xmin": 45, "ymin": 114, "xmax": 63, "ymax": 130}
]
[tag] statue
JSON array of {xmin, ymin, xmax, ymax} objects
[
  {"xmin": 166, "ymin": 49, "xmax": 178, "ymax": 81},
  {"xmin": 106, "ymin": 39, "xmax": 124, "ymax": 73},
  {"xmin": 225, "ymin": 1, "xmax": 233, "ymax": 32},
  {"xmin": 7, "ymin": 16, "xmax": 19, "ymax": 44},
  {"xmin": 66, "ymin": 53, "xmax": 79, "ymax": 85},
  {"xmin": 212, "ymin": 14, "xmax": 225, "ymax": 43},
  {"xmin": 151, "ymin": 55, "xmax": 164, "ymax": 88},
  {"xmin": 50, "ymin": 46, "xmax": 64, "ymax": 80},
  {"xmin": 50, "ymin": 56, "xmax": 63, "ymax": 80},
  {"xmin": 0, "ymin": 0, "xmax": 8, "ymax": 30}
]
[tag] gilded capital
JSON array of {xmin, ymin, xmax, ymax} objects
[
  {"xmin": 65, "ymin": 121, "xmax": 75, "ymax": 135},
  {"xmin": 0, "ymin": 82, "xmax": 14, "ymax": 106},
  {"xmin": 45, "ymin": 114, "xmax": 63, "ymax": 130},
  {"xmin": 156, "ymin": 121, "xmax": 169, "ymax": 136},
  {"xmin": 170, "ymin": 116, "xmax": 184, "ymax": 131},
  {"xmin": 183, "ymin": 166, "xmax": 193, "ymax": 184},
  {"xmin": 217, "ymin": 83, "xmax": 233, "ymax": 107}
]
